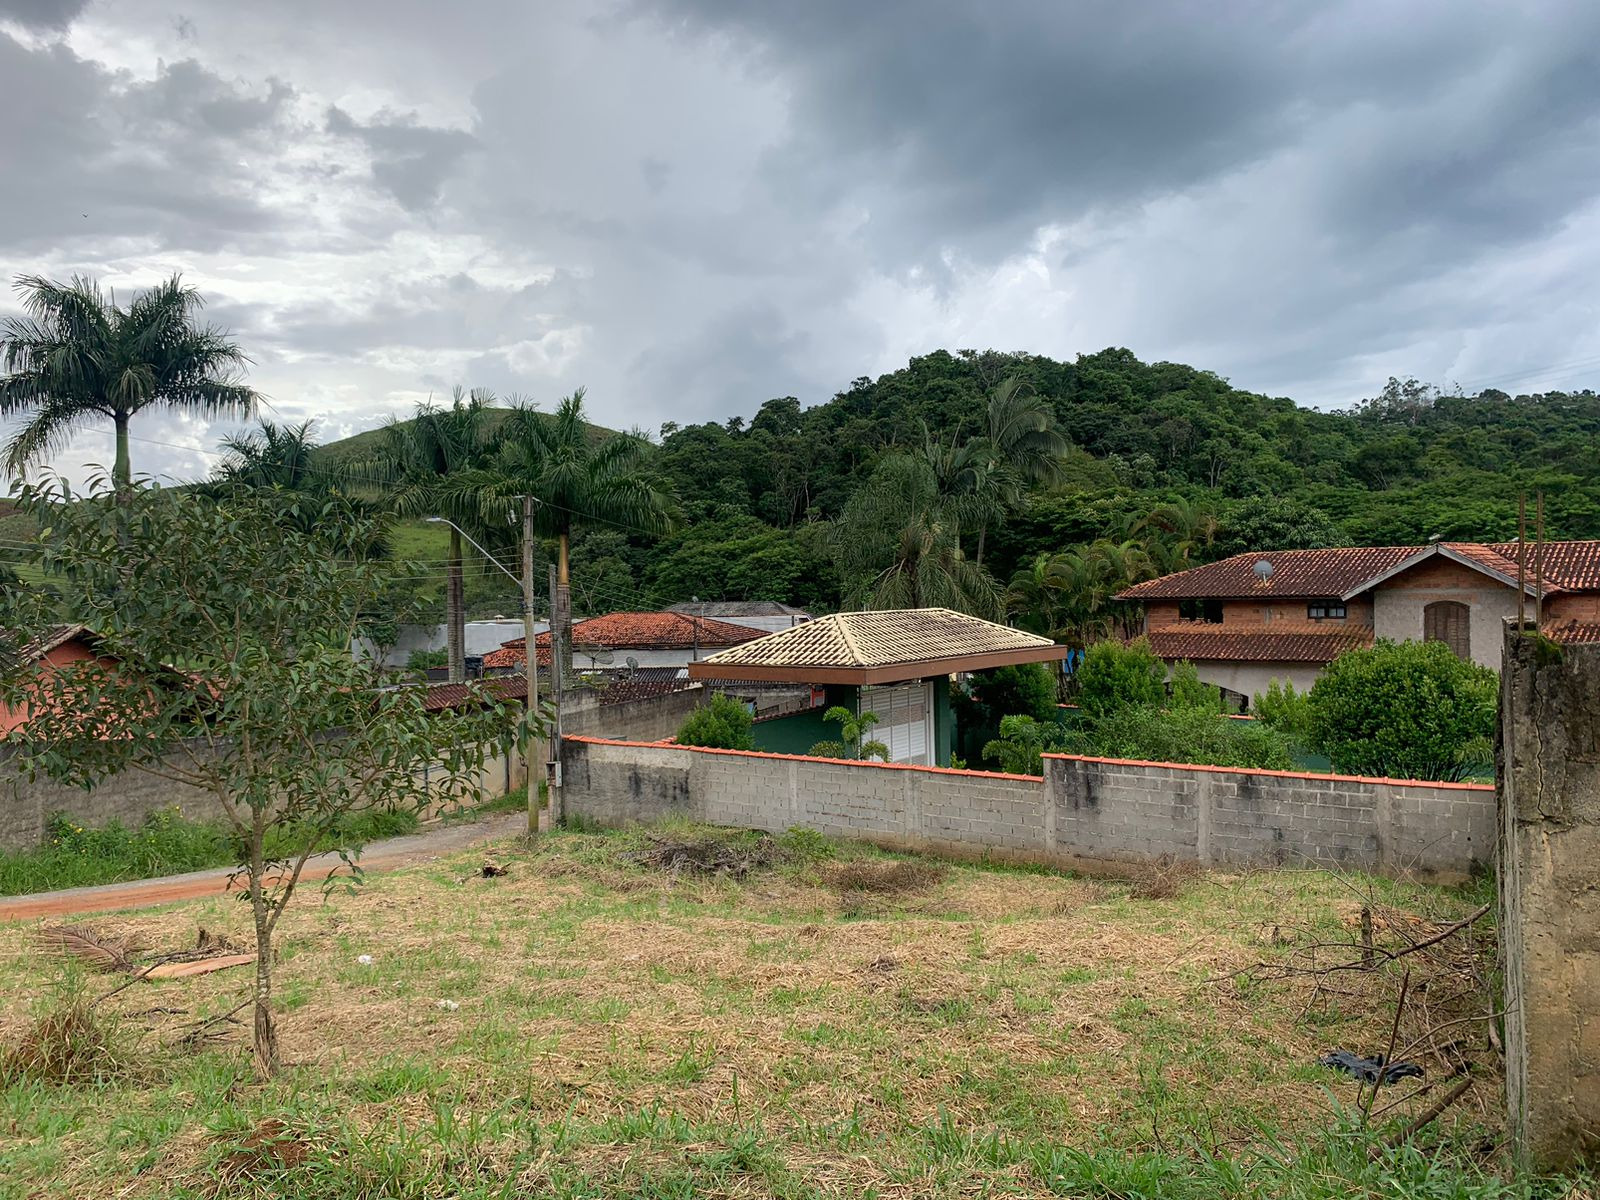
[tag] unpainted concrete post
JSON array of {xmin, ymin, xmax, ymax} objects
[{"xmin": 1499, "ymin": 623, "xmax": 1600, "ymax": 1169}]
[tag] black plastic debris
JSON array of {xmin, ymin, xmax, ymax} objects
[{"xmin": 1318, "ymin": 1049, "xmax": 1424, "ymax": 1085}]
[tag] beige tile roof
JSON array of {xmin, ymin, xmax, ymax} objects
[{"xmin": 688, "ymin": 608, "xmax": 1065, "ymax": 685}]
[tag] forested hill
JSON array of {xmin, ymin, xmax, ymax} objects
[{"xmin": 607, "ymin": 348, "xmax": 1600, "ymax": 615}]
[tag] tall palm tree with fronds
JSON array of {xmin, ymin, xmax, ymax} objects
[
  {"xmin": 928, "ymin": 377, "xmax": 1068, "ymax": 570},
  {"xmin": 833, "ymin": 453, "xmax": 999, "ymax": 617},
  {"xmin": 355, "ymin": 388, "xmax": 497, "ymax": 682},
  {"xmin": 471, "ymin": 388, "xmax": 677, "ymax": 674},
  {"xmin": 0, "ymin": 274, "xmax": 257, "ymax": 491}
]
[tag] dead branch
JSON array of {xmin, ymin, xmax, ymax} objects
[{"xmin": 1367, "ymin": 1074, "xmax": 1475, "ymax": 1158}]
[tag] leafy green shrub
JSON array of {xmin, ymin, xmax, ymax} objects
[
  {"xmin": 1168, "ymin": 660, "xmax": 1222, "ymax": 713},
  {"xmin": 674, "ymin": 693, "xmax": 755, "ymax": 751},
  {"xmin": 1253, "ymin": 679, "xmax": 1313, "ymax": 743},
  {"xmin": 406, "ymin": 648, "xmax": 449, "ymax": 671},
  {"xmin": 1076, "ymin": 638, "xmax": 1165, "ymax": 719},
  {"xmin": 1307, "ymin": 640, "xmax": 1496, "ymax": 781},
  {"xmin": 1068, "ymin": 704, "xmax": 1293, "ymax": 770},
  {"xmin": 810, "ymin": 707, "xmax": 889, "ymax": 761},
  {"xmin": 969, "ymin": 663, "xmax": 1058, "ymax": 722}
]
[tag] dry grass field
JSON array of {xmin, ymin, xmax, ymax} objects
[{"xmin": 0, "ymin": 822, "xmax": 1579, "ymax": 1199}]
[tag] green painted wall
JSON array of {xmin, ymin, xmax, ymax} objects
[
  {"xmin": 933, "ymin": 677, "xmax": 953, "ymax": 767},
  {"xmin": 752, "ymin": 706, "xmax": 834, "ymax": 754}
]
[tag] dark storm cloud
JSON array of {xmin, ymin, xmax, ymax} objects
[
  {"xmin": 650, "ymin": 1, "xmax": 1600, "ymax": 272},
  {"xmin": 0, "ymin": 35, "xmax": 302, "ymax": 255},
  {"xmin": 325, "ymin": 106, "xmax": 480, "ymax": 211},
  {"xmin": 0, "ymin": 0, "xmax": 87, "ymax": 31}
]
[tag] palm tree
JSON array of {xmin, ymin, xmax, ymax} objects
[
  {"xmin": 0, "ymin": 274, "xmax": 257, "ymax": 492},
  {"xmin": 476, "ymin": 388, "xmax": 677, "ymax": 673},
  {"xmin": 1137, "ymin": 496, "xmax": 1219, "ymax": 572},
  {"xmin": 944, "ymin": 377, "xmax": 1069, "ymax": 569},
  {"xmin": 832, "ymin": 453, "xmax": 999, "ymax": 617},
  {"xmin": 355, "ymin": 389, "xmax": 497, "ymax": 682},
  {"xmin": 215, "ymin": 419, "xmax": 320, "ymax": 490}
]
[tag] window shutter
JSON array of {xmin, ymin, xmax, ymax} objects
[{"xmin": 1423, "ymin": 601, "xmax": 1470, "ymax": 659}]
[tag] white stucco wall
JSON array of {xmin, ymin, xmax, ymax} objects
[
  {"xmin": 1187, "ymin": 661, "xmax": 1324, "ymax": 706},
  {"xmin": 1372, "ymin": 584, "xmax": 1517, "ymax": 671}
]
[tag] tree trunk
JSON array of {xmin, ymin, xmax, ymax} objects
[
  {"xmin": 112, "ymin": 411, "xmax": 132, "ymax": 500},
  {"xmin": 447, "ymin": 527, "xmax": 465, "ymax": 684},
  {"xmin": 248, "ymin": 822, "xmax": 277, "ymax": 1076},
  {"xmin": 975, "ymin": 520, "xmax": 988, "ymax": 572},
  {"xmin": 556, "ymin": 530, "xmax": 573, "ymax": 683}
]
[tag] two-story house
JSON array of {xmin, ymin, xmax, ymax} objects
[{"xmin": 1117, "ymin": 540, "xmax": 1600, "ymax": 707}]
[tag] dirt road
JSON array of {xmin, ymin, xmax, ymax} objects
[{"xmin": 0, "ymin": 812, "xmax": 525, "ymax": 921}]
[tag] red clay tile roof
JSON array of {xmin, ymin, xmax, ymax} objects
[
  {"xmin": 482, "ymin": 641, "xmax": 553, "ymax": 670},
  {"xmin": 1123, "ymin": 540, "xmax": 1600, "ymax": 601},
  {"xmin": 1490, "ymin": 541, "xmax": 1600, "ymax": 591},
  {"xmin": 1144, "ymin": 621, "xmax": 1375, "ymax": 663},
  {"xmin": 1120, "ymin": 547, "xmax": 1422, "ymax": 600},
  {"xmin": 420, "ymin": 675, "xmax": 529, "ymax": 711},
  {"xmin": 484, "ymin": 612, "xmax": 760, "ymax": 673},
  {"xmin": 599, "ymin": 667, "xmax": 697, "ymax": 706},
  {"xmin": 1543, "ymin": 619, "xmax": 1600, "ymax": 645}
]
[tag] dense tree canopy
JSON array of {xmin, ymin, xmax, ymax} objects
[{"xmin": 630, "ymin": 348, "xmax": 1600, "ymax": 614}]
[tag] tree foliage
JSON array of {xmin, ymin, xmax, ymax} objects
[
  {"xmin": 0, "ymin": 479, "xmax": 528, "ymax": 1075},
  {"xmin": 1074, "ymin": 638, "xmax": 1167, "ymax": 719},
  {"xmin": 1306, "ymin": 641, "xmax": 1497, "ymax": 781},
  {"xmin": 0, "ymin": 274, "xmax": 257, "ymax": 491},
  {"xmin": 674, "ymin": 693, "xmax": 755, "ymax": 751}
]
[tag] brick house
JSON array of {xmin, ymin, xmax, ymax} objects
[
  {"xmin": 0, "ymin": 625, "xmax": 114, "ymax": 734},
  {"xmin": 1117, "ymin": 541, "xmax": 1600, "ymax": 706}
]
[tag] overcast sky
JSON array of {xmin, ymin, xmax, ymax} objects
[{"xmin": 3, "ymin": 0, "xmax": 1600, "ymax": 486}]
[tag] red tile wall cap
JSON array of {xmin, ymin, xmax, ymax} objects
[
  {"xmin": 563, "ymin": 734, "xmax": 1043, "ymax": 781},
  {"xmin": 1039, "ymin": 752, "xmax": 1492, "ymax": 791}
]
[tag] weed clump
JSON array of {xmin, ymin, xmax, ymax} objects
[
  {"xmin": 2, "ymin": 986, "xmax": 128, "ymax": 1086},
  {"xmin": 824, "ymin": 859, "xmax": 947, "ymax": 896},
  {"xmin": 623, "ymin": 831, "xmax": 784, "ymax": 879},
  {"xmin": 1125, "ymin": 854, "xmax": 1201, "ymax": 901}
]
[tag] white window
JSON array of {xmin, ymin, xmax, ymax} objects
[{"xmin": 859, "ymin": 682, "xmax": 932, "ymax": 765}]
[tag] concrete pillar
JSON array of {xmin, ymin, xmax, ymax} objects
[{"xmin": 1499, "ymin": 625, "xmax": 1600, "ymax": 1169}]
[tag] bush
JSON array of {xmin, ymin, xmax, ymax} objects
[
  {"xmin": 674, "ymin": 693, "xmax": 755, "ymax": 751},
  {"xmin": 1307, "ymin": 640, "xmax": 1496, "ymax": 781},
  {"xmin": 407, "ymin": 648, "xmax": 448, "ymax": 671},
  {"xmin": 1076, "ymin": 639, "xmax": 1165, "ymax": 719},
  {"xmin": 1168, "ymin": 660, "xmax": 1222, "ymax": 713},
  {"xmin": 969, "ymin": 663, "xmax": 1058, "ymax": 722},
  {"xmin": 1072, "ymin": 704, "xmax": 1293, "ymax": 770},
  {"xmin": 1253, "ymin": 679, "xmax": 1313, "ymax": 743}
]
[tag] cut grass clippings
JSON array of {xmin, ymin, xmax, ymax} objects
[{"xmin": 0, "ymin": 822, "xmax": 1589, "ymax": 1199}]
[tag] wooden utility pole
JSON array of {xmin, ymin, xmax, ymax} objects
[
  {"xmin": 546, "ymin": 562, "xmax": 564, "ymax": 829},
  {"xmin": 520, "ymin": 495, "xmax": 540, "ymax": 835}
]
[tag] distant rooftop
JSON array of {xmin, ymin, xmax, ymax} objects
[{"xmin": 666, "ymin": 601, "xmax": 811, "ymax": 619}]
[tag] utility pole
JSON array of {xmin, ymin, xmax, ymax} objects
[
  {"xmin": 520, "ymin": 495, "xmax": 540, "ymax": 836},
  {"xmin": 546, "ymin": 562, "xmax": 564, "ymax": 829}
]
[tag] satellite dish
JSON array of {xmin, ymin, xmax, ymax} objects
[
  {"xmin": 1254, "ymin": 559, "xmax": 1274, "ymax": 584},
  {"xmin": 625, "ymin": 655, "xmax": 639, "ymax": 678},
  {"xmin": 588, "ymin": 647, "xmax": 615, "ymax": 666}
]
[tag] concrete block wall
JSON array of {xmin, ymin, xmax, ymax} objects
[
  {"xmin": 562, "ymin": 736, "xmax": 1493, "ymax": 881},
  {"xmin": 1047, "ymin": 756, "xmax": 1492, "ymax": 878},
  {"xmin": 0, "ymin": 744, "xmax": 220, "ymax": 851},
  {"xmin": 563, "ymin": 685, "xmax": 705, "ymax": 743},
  {"xmin": 0, "ymin": 737, "xmax": 522, "ymax": 852}
]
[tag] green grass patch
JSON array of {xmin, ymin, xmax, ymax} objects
[{"xmin": 0, "ymin": 805, "xmax": 420, "ymax": 897}]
